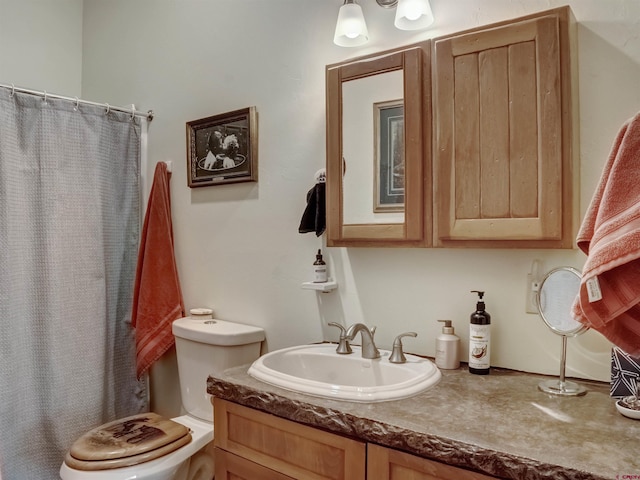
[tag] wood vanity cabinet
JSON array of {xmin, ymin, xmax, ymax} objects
[
  {"xmin": 432, "ymin": 6, "xmax": 578, "ymax": 248},
  {"xmin": 213, "ymin": 398, "xmax": 498, "ymax": 480},
  {"xmin": 213, "ymin": 398, "xmax": 366, "ymax": 479}
]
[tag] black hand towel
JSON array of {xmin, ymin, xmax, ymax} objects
[{"xmin": 298, "ymin": 182, "xmax": 326, "ymax": 236}]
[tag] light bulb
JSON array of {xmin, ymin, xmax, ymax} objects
[
  {"xmin": 334, "ymin": 1, "xmax": 369, "ymax": 47},
  {"xmin": 394, "ymin": 0, "xmax": 434, "ymax": 31}
]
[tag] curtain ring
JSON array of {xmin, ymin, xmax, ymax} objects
[
  {"xmin": 43, "ymin": 91, "xmax": 48, "ymax": 104},
  {"xmin": 130, "ymin": 104, "xmax": 136, "ymax": 121},
  {"xmin": 10, "ymin": 84, "xmax": 15, "ymax": 97},
  {"xmin": 74, "ymin": 97, "xmax": 80, "ymax": 112},
  {"xmin": 105, "ymin": 103, "xmax": 110, "ymax": 115}
]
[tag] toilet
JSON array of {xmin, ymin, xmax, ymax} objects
[{"xmin": 60, "ymin": 316, "xmax": 265, "ymax": 480}]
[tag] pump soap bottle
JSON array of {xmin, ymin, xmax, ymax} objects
[
  {"xmin": 435, "ymin": 320, "xmax": 460, "ymax": 370},
  {"xmin": 313, "ymin": 249, "xmax": 328, "ymax": 283},
  {"xmin": 469, "ymin": 290, "xmax": 491, "ymax": 375}
]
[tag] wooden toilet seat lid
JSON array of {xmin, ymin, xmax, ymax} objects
[{"xmin": 66, "ymin": 412, "xmax": 191, "ymax": 471}]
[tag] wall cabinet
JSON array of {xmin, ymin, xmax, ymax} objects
[
  {"xmin": 433, "ymin": 7, "xmax": 577, "ymax": 248},
  {"xmin": 326, "ymin": 6, "xmax": 577, "ymax": 248},
  {"xmin": 213, "ymin": 399, "xmax": 498, "ymax": 480}
]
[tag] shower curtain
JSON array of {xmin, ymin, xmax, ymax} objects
[{"xmin": 0, "ymin": 88, "xmax": 148, "ymax": 479}]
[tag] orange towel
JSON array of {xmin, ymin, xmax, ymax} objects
[
  {"xmin": 572, "ymin": 112, "xmax": 640, "ymax": 355},
  {"xmin": 132, "ymin": 162, "xmax": 185, "ymax": 378}
]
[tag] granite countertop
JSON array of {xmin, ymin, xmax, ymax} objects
[{"xmin": 207, "ymin": 360, "xmax": 639, "ymax": 480}]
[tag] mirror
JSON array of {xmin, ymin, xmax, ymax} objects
[
  {"xmin": 536, "ymin": 266, "xmax": 588, "ymax": 396},
  {"xmin": 326, "ymin": 41, "xmax": 431, "ymax": 247},
  {"xmin": 342, "ymin": 70, "xmax": 404, "ymax": 226}
]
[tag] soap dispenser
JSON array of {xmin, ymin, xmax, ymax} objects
[
  {"xmin": 469, "ymin": 290, "xmax": 491, "ymax": 375},
  {"xmin": 435, "ymin": 320, "xmax": 460, "ymax": 370},
  {"xmin": 313, "ymin": 249, "xmax": 328, "ymax": 283}
]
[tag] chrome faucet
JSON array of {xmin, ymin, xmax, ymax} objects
[{"xmin": 345, "ymin": 323, "xmax": 380, "ymax": 359}]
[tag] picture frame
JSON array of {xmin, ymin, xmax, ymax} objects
[
  {"xmin": 186, "ymin": 106, "xmax": 258, "ymax": 188},
  {"xmin": 373, "ymin": 100, "xmax": 404, "ymax": 212}
]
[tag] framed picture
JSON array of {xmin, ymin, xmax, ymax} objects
[
  {"xmin": 186, "ymin": 106, "xmax": 258, "ymax": 188},
  {"xmin": 373, "ymin": 100, "xmax": 404, "ymax": 212}
]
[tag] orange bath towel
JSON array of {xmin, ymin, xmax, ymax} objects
[
  {"xmin": 572, "ymin": 112, "xmax": 640, "ymax": 355},
  {"xmin": 131, "ymin": 162, "xmax": 185, "ymax": 378}
]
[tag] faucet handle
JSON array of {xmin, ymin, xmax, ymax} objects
[
  {"xmin": 389, "ymin": 332, "xmax": 417, "ymax": 364},
  {"xmin": 328, "ymin": 322, "xmax": 353, "ymax": 354}
]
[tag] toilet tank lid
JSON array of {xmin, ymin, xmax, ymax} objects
[{"xmin": 172, "ymin": 317, "xmax": 265, "ymax": 346}]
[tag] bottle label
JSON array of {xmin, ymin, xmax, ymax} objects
[
  {"xmin": 314, "ymin": 265, "xmax": 328, "ymax": 283},
  {"xmin": 469, "ymin": 324, "xmax": 490, "ymax": 369}
]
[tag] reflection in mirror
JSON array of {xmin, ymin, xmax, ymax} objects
[
  {"xmin": 342, "ymin": 70, "xmax": 404, "ymax": 225},
  {"xmin": 325, "ymin": 41, "xmax": 430, "ymax": 247},
  {"xmin": 536, "ymin": 266, "xmax": 588, "ymax": 396}
]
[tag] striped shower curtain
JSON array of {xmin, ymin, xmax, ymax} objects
[{"xmin": 0, "ymin": 88, "xmax": 148, "ymax": 479}]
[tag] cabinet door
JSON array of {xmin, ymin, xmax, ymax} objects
[
  {"xmin": 214, "ymin": 398, "xmax": 366, "ymax": 480},
  {"xmin": 215, "ymin": 448, "xmax": 293, "ymax": 480},
  {"xmin": 433, "ymin": 7, "xmax": 577, "ymax": 248},
  {"xmin": 367, "ymin": 444, "xmax": 497, "ymax": 480}
]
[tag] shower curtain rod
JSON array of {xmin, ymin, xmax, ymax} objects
[{"xmin": 0, "ymin": 83, "xmax": 154, "ymax": 121}]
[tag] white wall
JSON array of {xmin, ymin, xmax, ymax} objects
[
  {"xmin": 5, "ymin": 0, "xmax": 640, "ymax": 416},
  {"xmin": 0, "ymin": 0, "xmax": 83, "ymax": 96}
]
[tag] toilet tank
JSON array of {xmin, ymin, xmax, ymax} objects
[{"xmin": 172, "ymin": 317, "xmax": 265, "ymax": 422}]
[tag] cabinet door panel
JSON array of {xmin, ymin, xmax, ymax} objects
[
  {"xmin": 434, "ymin": 8, "xmax": 575, "ymax": 248},
  {"xmin": 214, "ymin": 398, "xmax": 366, "ymax": 480}
]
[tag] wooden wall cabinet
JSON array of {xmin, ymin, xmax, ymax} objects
[
  {"xmin": 432, "ymin": 6, "xmax": 578, "ymax": 248},
  {"xmin": 325, "ymin": 6, "xmax": 577, "ymax": 248},
  {"xmin": 214, "ymin": 399, "xmax": 498, "ymax": 480}
]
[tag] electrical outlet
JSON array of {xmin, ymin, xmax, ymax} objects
[
  {"xmin": 526, "ymin": 274, "xmax": 540, "ymax": 314},
  {"xmin": 526, "ymin": 259, "xmax": 542, "ymax": 314}
]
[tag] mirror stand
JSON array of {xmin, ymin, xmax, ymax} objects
[
  {"xmin": 536, "ymin": 266, "xmax": 588, "ymax": 397},
  {"xmin": 538, "ymin": 335, "xmax": 586, "ymax": 396}
]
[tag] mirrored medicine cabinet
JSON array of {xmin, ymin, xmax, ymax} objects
[{"xmin": 325, "ymin": 41, "xmax": 432, "ymax": 247}]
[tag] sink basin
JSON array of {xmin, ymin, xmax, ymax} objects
[{"xmin": 247, "ymin": 343, "xmax": 441, "ymax": 403}]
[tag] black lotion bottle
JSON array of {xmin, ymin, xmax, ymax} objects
[{"xmin": 468, "ymin": 290, "xmax": 491, "ymax": 375}]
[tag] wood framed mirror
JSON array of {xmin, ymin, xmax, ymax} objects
[{"xmin": 326, "ymin": 41, "xmax": 431, "ymax": 247}]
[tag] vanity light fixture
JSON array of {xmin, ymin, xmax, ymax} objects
[
  {"xmin": 333, "ymin": 0, "xmax": 434, "ymax": 47},
  {"xmin": 333, "ymin": 0, "xmax": 369, "ymax": 47}
]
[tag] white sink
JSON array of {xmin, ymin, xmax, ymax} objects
[{"xmin": 247, "ymin": 344, "xmax": 441, "ymax": 403}]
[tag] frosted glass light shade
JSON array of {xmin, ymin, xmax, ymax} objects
[
  {"xmin": 394, "ymin": 0, "xmax": 434, "ymax": 30},
  {"xmin": 334, "ymin": 1, "xmax": 369, "ymax": 47}
]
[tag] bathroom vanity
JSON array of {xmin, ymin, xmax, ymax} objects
[{"xmin": 208, "ymin": 363, "xmax": 639, "ymax": 480}]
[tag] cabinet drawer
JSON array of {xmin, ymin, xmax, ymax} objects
[
  {"xmin": 213, "ymin": 398, "xmax": 366, "ymax": 480},
  {"xmin": 368, "ymin": 443, "xmax": 498, "ymax": 480},
  {"xmin": 215, "ymin": 448, "xmax": 293, "ymax": 480}
]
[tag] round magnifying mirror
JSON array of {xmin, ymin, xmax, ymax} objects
[{"xmin": 536, "ymin": 266, "xmax": 588, "ymax": 396}]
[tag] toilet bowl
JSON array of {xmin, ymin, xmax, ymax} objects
[{"xmin": 60, "ymin": 317, "xmax": 265, "ymax": 480}]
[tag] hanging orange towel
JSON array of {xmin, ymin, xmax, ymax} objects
[
  {"xmin": 132, "ymin": 162, "xmax": 185, "ymax": 379},
  {"xmin": 572, "ymin": 112, "xmax": 640, "ymax": 355}
]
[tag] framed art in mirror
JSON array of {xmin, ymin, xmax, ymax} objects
[
  {"xmin": 374, "ymin": 99, "xmax": 404, "ymax": 213},
  {"xmin": 186, "ymin": 106, "xmax": 258, "ymax": 188}
]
